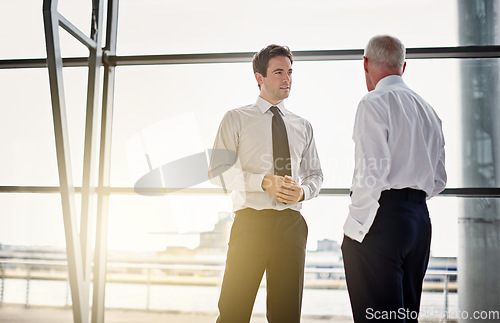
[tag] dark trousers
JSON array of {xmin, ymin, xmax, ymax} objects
[
  {"xmin": 342, "ymin": 188, "xmax": 431, "ymax": 323},
  {"xmin": 216, "ymin": 208, "xmax": 308, "ymax": 323}
]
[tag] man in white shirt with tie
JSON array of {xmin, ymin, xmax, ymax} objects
[
  {"xmin": 209, "ymin": 44, "xmax": 323, "ymax": 323},
  {"xmin": 342, "ymin": 35, "xmax": 447, "ymax": 322}
]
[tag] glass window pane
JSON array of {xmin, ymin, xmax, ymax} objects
[
  {"xmin": 0, "ymin": 67, "xmax": 89, "ymax": 187},
  {"xmin": 0, "ymin": 194, "xmax": 66, "ymax": 248},
  {"xmin": 427, "ymin": 196, "xmax": 459, "ymax": 257},
  {"xmin": 110, "ymin": 62, "xmax": 362, "ymax": 188},
  {"xmin": 304, "ymin": 195, "xmax": 458, "ymax": 258},
  {"xmin": 0, "ymin": 194, "xmax": 71, "ymax": 308},
  {"xmin": 455, "ymin": 58, "xmax": 500, "ymax": 188},
  {"xmin": 108, "ymin": 194, "xmax": 232, "ymax": 252},
  {"xmin": 407, "ymin": 58, "xmax": 500, "ymax": 189},
  {"xmin": 404, "ymin": 59, "xmax": 461, "ymax": 188},
  {"xmin": 0, "ymin": 2, "xmax": 46, "ymax": 59},
  {"xmin": 107, "ymin": 194, "xmax": 458, "ymax": 257},
  {"xmin": 1, "ymin": 1, "xmax": 93, "ymax": 59},
  {"xmin": 57, "ymin": 0, "xmax": 93, "ymax": 58},
  {"xmin": 62, "ymin": 67, "xmax": 92, "ymax": 188},
  {"xmin": 102, "ymin": 194, "xmax": 457, "ymax": 317},
  {"xmin": 57, "ymin": 0, "xmax": 92, "ymax": 39},
  {"xmin": 0, "ymin": 69, "xmax": 59, "ymax": 186},
  {"xmin": 111, "ymin": 58, "xmax": 479, "ymax": 189},
  {"xmin": 4, "ymin": 0, "xmax": 499, "ymax": 59},
  {"xmin": 110, "ymin": 63, "xmax": 257, "ymax": 188},
  {"xmin": 117, "ymin": 0, "xmax": 460, "ymax": 55}
]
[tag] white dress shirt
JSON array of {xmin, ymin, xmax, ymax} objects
[
  {"xmin": 209, "ymin": 96, "xmax": 323, "ymax": 212},
  {"xmin": 344, "ymin": 75, "xmax": 447, "ymax": 242}
]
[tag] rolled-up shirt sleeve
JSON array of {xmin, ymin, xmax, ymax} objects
[
  {"xmin": 344, "ymin": 99, "xmax": 391, "ymax": 242},
  {"xmin": 208, "ymin": 111, "xmax": 265, "ymax": 192}
]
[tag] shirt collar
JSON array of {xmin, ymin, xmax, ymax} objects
[
  {"xmin": 256, "ymin": 96, "xmax": 286, "ymax": 116},
  {"xmin": 375, "ymin": 74, "xmax": 406, "ymax": 91}
]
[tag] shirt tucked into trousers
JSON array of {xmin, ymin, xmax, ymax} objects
[
  {"xmin": 217, "ymin": 208, "xmax": 308, "ymax": 323},
  {"xmin": 211, "ymin": 97, "xmax": 323, "ymax": 322},
  {"xmin": 343, "ymin": 75, "xmax": 446, "ymax": 322},
  {"xmin": 342, "ymin": 188, "xmax": 431, "ymax": 323}
]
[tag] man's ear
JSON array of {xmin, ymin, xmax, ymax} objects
[
  {"xmin": 255, "ymin": 72, "xmax": 264, "ymax": 86},
  {"xmin": 363, "ymin": 56, "xmax": 369, "ymax": 73},
  {"xmin": 401, "ymin": 61, "xmax": 407, "ymax": 75}
]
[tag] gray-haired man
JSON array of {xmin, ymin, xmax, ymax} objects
[{"xmin": 342, "ymin": 35, "xmax": 446, "ymax": 322}]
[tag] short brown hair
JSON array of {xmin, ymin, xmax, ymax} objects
[{"xmin": 252, "ymin": 44, "xmax": 293, "ymax": 77}]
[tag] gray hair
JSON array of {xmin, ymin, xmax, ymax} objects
[{"xmin": 364, "ymin": 35, "xmax": 406, "ymax": 71}]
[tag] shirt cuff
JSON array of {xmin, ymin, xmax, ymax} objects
[
  {"xmin": 248, "ymin": 173, "xmax": 266, "ymax": 192},
  {"xmin": 343, "ymin": 216, "xmax": 368, "ymax": 243},
  {"xmin": 301, "ymin": 185, "xmax": 311, "ymax": 201}
]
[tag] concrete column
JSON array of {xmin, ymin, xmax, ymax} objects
[{"xmin": 458, "ymin": 1, "xmax": 500, "ymax": 322}]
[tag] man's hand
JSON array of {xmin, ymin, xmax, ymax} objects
[
  {"xmin": 262, "ymin": 175, "xmax": 285, "ymax": 200},
  {"xmin": 279, "ymin": 175, "xmax": 304, "ymax": 204},
  {"xmin": 262, "ymin": 175, "xmax": 304, "ymax": 204}
]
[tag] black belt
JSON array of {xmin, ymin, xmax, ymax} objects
[
  {"xmin": 235, "ymin": 208, "xmax": 300, "ymax": 217},
  {"xmin": 380, "ymin": 188, "xmax": 427, "ymax": 203}
]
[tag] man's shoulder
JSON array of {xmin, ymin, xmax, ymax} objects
[
  {"xmin": 359, "ymin": 89, "xmax": 389, "ymax": 109},
  {"xmin": 360, "ymin": 85, "xmax": 439, "ymax": 122},
  {"xmin": 362, "ymin": 84, "xmax": 421, "ymax": 104},
  {"xmin": 219, "ymin": 104, "xmax": 262, "ymax": 127},
  {"xmin": 233, "ymin": 103, "xmax": 257, "ymax": 111},
  {"xmin": 284, "ymin": 109, "xmax": 314, "ymax": 131},
  {"xmin": 226, "ymin": 103, "xmax": 259, "ymax": 116}
]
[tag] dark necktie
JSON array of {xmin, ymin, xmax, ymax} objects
[{"xmin": 270, "ymin": 106, "xmax": 291, "ymax": 176}]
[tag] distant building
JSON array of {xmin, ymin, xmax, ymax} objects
[
  {"xmin": 198, "ymin": 211, "xmax": 233, "ymax": 250},
  {"xmin": 163, "ymin": 246, "xmax": 195, "ymax": 256},
  {"xmin": 316, "ymin": 239, "xmax": 340, "ymax": 252}
]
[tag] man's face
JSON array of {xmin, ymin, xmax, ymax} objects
[{"xmin": 256, "ymin": 56, "xmax": 292, "ymax": 104}]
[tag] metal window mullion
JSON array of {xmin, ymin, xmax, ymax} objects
[
  {"xmin": 92, "ymin": 0, "xmax": 119, "ymax": 322},
  {"xmin": 80, "ymin": 0, "xmax": 104, "ymax": 287},
  {"xmin": 3, "ymin": 45, "xmax": 500, "ymax": 70},
  {"xmin": 1, "ymin": 186, "xmax": 500, "ymax": 197},
  {"xmin": 42, "ymin": 1, "xmax": 87, "ymax": 322},
  {"xmin": 58, "ymin": 14, "xmax": 97, "ymax": 50}
]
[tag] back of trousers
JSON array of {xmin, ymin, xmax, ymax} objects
[
  {"xmin": 342, "ymin": 188, "xmax": 431, "ymax": 323},
  {"xmin": 216, "ymin": 208, "xmax": 308, "ymax": 323}
]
